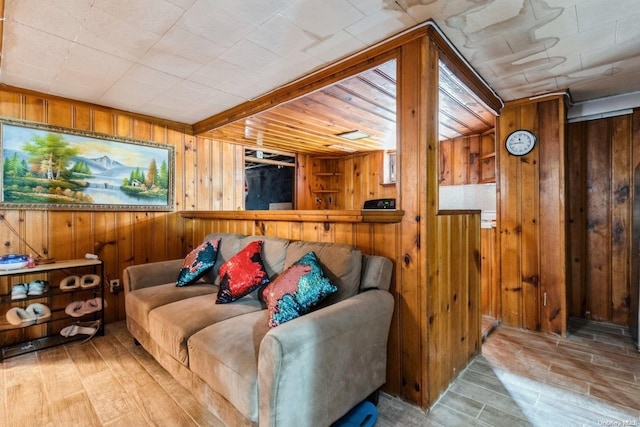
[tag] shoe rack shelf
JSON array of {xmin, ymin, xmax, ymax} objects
[{"xmin": 0, "ymin": 258, "xmax": 104, "ymax": 361}]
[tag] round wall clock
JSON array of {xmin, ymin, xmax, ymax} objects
[{"xmin": 505, "ymin": 130, "xmax": 536, "ymax": 156}]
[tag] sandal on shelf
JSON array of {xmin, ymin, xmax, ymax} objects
[{"xmin": 60, "ymin": 320, "xmax": 101, "ymax": 343}]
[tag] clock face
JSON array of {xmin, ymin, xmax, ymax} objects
[{"xmin": 505, "ymin": 130, "xmax": 536, "ymax": 156}]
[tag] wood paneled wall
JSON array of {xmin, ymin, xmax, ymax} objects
[
  {"xmin": 0, "ymin": 26, "xmax": 486, "ymax": 413},
  {"xmin": 497, "ymin": 96, "xmax": 567, "ymax": 335},
  {"xmin": 481, "ymin": 227, "xmax": 499, "ymax": 318},
  {"xmin": 567, "ymin": 111, "xmax": 639, "ymax": 326},
  {"xmin": 296, "ymin": 152, "xmax": 396, "ymax": 210},
  {"xmin": 439, "ymin": 133, "xmax": 495, "ymax": 185},
  {"xmin": 0, "ymin": 87, "xmax": 248, "ymax": 325}
]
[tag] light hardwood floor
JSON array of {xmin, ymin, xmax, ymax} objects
[{"xmin": 2, "ymin": 319, "xmax": 639, "ymax": 426}]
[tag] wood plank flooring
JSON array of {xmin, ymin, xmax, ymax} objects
[
  {"xmin": 2, "ymin": 319, "xmax": 639, "ymax": 426},
  {"xmin": 378, "ymin": 318, "xmax": 640, "ymax": 426}
]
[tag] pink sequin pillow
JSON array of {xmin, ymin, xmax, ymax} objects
[
  {"xmin": 176, "ymin": 238, "xmax": 221, "ymax": 287},
  {"xmin": 262, "ymin": 251, "xmax": 337, "ymax": 327},
  {"xmin": 216, "ymin": 240, "xmax": 270, "ymax": 303}
]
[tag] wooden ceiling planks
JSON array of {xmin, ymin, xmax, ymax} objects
[{"xmin": 200, "ymin": 59, "xmax": 494, "ymax": 156}]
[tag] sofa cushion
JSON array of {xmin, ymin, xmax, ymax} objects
[
  {"xmin": 202, "ymin": 233, "xmax": 246, "ymax": 284},
  {"xmin": 149, "ymin": 293, "xmax": 263, "ymax": 365},
  {"xmin": 216, "ymin": 240, "xmax": 270, "ymax": 304},
  {"xmin": 263, "ymin": 251, "xmax": 337, "ymax": 327},
  {"xmin": 125, "ymin": 283, "xmax": 217, "ymax": 333},
  {"xmin": 201, "ymin": 234, "xmax": 290, "ymax": 284},
  {"xmin": 240, "ymin": 235, "xmax": 290, "ymax": 279},
  {"xmin": 284, "ymin": 240, "xmax": 362, "ymax": 306},
  {"xmin": 188, "ymin": 310, "xmax": 270, "ymax": 422},
  {"xmin": 176, "ymin": 237, "xmax": 221, "ymax": 286}
]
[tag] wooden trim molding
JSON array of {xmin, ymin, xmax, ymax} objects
[{"xmin": 180, "ymin": 209, "xmax": 404, "ymax": 223}]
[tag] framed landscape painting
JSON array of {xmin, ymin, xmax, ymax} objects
[{"xmin": 0, "ymin": 118, "xmax": 175, "ymax": 211}]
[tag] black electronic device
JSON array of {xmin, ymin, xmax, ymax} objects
[{"xmin": 363, "ymin": 198, "xmax": 396, "ymax": 210}]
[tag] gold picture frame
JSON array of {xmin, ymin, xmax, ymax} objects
[{"xmin": 0, "ymin": 118, "xmax": 175, "ymax": 211}]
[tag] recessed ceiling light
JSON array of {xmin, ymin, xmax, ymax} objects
[{"xmin": 336, "ymin": 130, "xmax": 369, "ymax": 141}]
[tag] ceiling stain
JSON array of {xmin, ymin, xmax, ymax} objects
[{"xmin": 444, "ymin": 0, "xmax": 566, "ymax": 99}]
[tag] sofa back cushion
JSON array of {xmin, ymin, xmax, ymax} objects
[
  {"xmin": 240, "ymin": 235, "xmax": 290, "ymax": 279},
  {"xmin": 284, "ymin": 241, "xmax": 362, "ymax": 305},
  {"xmin": 202, "ymin": 233, "xmax": 244, "ymax": 284},
  {"xmin": 202, "ymin": 233, "xmax": 290, "ymax": 285}
]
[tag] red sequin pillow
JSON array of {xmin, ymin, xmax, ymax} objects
[
  {"xmin": 176, "ymin": 238, "xmax": 221, "ymax": 287},
  {"xmin": 216, "ymin": 240, "xmax": 270, "ymax": 303}
]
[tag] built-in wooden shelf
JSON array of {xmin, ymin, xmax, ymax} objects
[
  {"xmin": 181, "ymin": 209, "xmax": 404, "ymax": 223},
  {"xmin": 312, "ymin": 189, "xmax": 340, "ymax": 193},
  {"xmin": 313, "ymin": 172, "xmax": 342, "ymax": 176},
  {"xmin": 0, "ymin": 258, "xmax": 101, "ymax": 277}
]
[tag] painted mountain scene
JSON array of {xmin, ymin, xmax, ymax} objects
[{"xmin": 1, "ymin": 123, "xmax": 173, "ymax": 209}]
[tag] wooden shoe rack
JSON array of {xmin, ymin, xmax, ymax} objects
[{"xmin": 0, "ymin": 259, "xmax": 104, "ymax": 361}]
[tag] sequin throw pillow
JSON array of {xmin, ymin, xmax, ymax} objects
[
  {"xmin": 263, "ymin": 251, "xmax": 338, "ymax": 328},
  {"xmin": 216, "ymin": 240, "xmax": 270, "ymax": 303},
  {"xmin": 176, "ymin": 238, "xmax": 221, "ymax": 287}
]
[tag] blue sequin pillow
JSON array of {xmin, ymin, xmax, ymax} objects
[
  {"xmin": 216, "ymin": 240, "xmax": 270, "ymax": 303},
  {"xmin": 263, "ymin": 251, "xmax": 337, "ymax": 328},
  {"xmin": 176, "ymin": 238, "xmax": 221, "ymax": 287}
]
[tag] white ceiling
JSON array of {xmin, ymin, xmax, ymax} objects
[{"xmin": 2, "ymin": 0, "xmax": 640, "ymax": 125}]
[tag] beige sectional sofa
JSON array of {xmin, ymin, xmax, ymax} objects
[{"xmin": 123, "ymin": 233, "xmax": 394, "ymax": 426}]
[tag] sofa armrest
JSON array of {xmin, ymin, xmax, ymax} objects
[
  {"xmin": 361, "ymin": 255, "xmax": 393, "ymax": 291},
  {"xmin": 123, "ymin": 259, "xmax": 184, "ymax": 292},
  {"xmin": 258, "ymin": 290, "xmax": 394, "ymax": 427}
]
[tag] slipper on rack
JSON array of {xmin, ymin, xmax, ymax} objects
[
  {"xmin": 59, "ymin": 275, "xmax": 81, "ymax": 291},
  {"xmin": 80, "ymin": 297, "xmax": 105, "ymax": 315},
  {"xmin": 65, "ymin": 300, "xmax": 87, "ymax": 317},
  {"xmin": 26, "ymin": 303, "xmax": 51, "ymax": 321},
  {"xmin": 60, "ymin": 320, "xmax": 101, "ymax": 343},
  {"xmin": 27, "ymin": 280, "xmax": 49, "ymax": 296},
  {"xmin": 10, "ymin": 283, "xmax": 28, "ymax": 300},
  {"xmin": 5, "ymin": 307, "xmax": 36, "ymax": 326},
  {"xmin": 80, "ymin": 274, "xmax": 101, "ymax": 289},
  {"xmin": 65, "ymin": 298, "xmax": 106, "ymax": 317}
]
